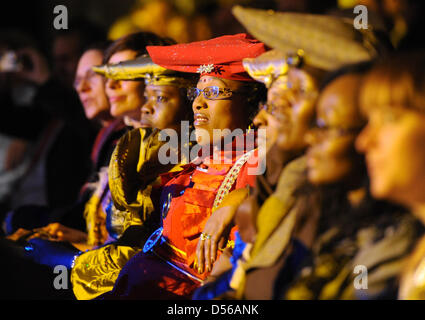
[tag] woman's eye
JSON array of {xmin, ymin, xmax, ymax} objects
[{"xmin": 156, "ymin": 96, "xmax": 168, "ymax": 103}]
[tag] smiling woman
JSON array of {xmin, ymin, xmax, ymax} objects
[
  {"xmin": 147, "ymin": 34, "xmax": 266, "ymax": 148},
  {"xmin": 279, "ymin": 61, "xmax": 421, "ymax": 301},
  {"xmin": 101, "ymin": 32, "xmax": 175, "ymax": 126},
  {"xmin": 354, "ymin": 52, "xmax": 425, "ymax": 299},
  {"xmin": 106, "ymin": 50, "xmax": 144, "ymax": 122},
  {"xmin": 74, "ymin": 44, "xmax": 111, "ymax": 123},
  {"xmin": 95, "ymin": 34, "xmax": 267, "ymax": 300},
  {"xmin": 356, "ymin": 53, "xmax": 425, "ymax": 213},
  {"xmin": 70, "ymin": 54, "xmax": 197, "ymax": 300},
  {"xmin": 190, "ymin": 75, "xmax": 253, "ymax": 146},
  {"xmin": 0, "ymin": 32, "xmax": 176, "ymax": 300}
]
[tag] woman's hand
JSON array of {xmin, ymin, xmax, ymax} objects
[
  {"xmin": 194, "ymin": 187, "xmax": 250, "ymax": 274},
  {"xmin": 29, "ymin": 223, "xmax": 87, "ymax": 243},
  {"xmin": 195, "ymin": 205, "xmax": 236, "ymax": 274},
  {"xmin": 6, "ymin": 228, "xmax": 32, "ymax": 241}
]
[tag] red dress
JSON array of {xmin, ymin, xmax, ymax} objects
[{"xmin": 100, "ymin": 138, "xmax": 259, "ymax": 299}]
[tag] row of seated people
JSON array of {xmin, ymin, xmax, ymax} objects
[{"xmin": 1, "ymin": 6, "xmax": 425, "ymax": 300}]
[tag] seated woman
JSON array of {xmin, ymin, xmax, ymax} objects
[
  {"xmin": 355, "ymin": 52, "xmax": 425, "ymax": 299},
  {"xmin": 99, "ymin": 33, "xmax": 267, "ymax": 299},
  {"xmin": 0, "ymin": 33, "xmax": 172, "ymax": 299},
  {"xmin": 193, "ymin": 8, "xmax": 389, "ymax": 300},
  {"xmin": 282, "ymin": 62, "xmax": 421, "ymax": 300},
  {"xmin": 192, "ymin": 48, "xmax": 320, "ymax": 300},
  {"xmin": 5, "ymin": 33, "xmax": 171, "ymax": 239},
  {"xmin": 70, "ymin": 54, "xmax": 197, "ymax": 299}
]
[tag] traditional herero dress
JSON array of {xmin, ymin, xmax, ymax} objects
[
  {"xmin": 100, "ymin": 136, "xmax": 258, "ymax": 299},
  {"xmin": 71, "ymin": 128, "xmax": 180, "ymax": 299}
]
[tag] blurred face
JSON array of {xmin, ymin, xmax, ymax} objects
[
  {"xmin": 306, "ymin": 74, "xmax": 364, "ymax": 185},
  {"xmin": 356, "ymin": 106, "xmax": 425, "ymax": 206},
  {"xmin": 52, "ymin": 34, "xmax": 81, "ymax": 88},
  {"xmin": 141, "ymin": 85, "xmax": 186, "ymax": 130},
  {"xmin": 74, "ymin": 50, "xmax": 109, "ymax": 120},
  {"xmin": 252, "ymin": 105, "xmax": 283, "ymax": 153},
  {"xmin": 192, "ymin": 76, "xmax": 248, "ymax": 145},
  {"xmin": 261, "ymin": 68, "xmax": 318, "ymax": 153},
  {"xmin": 105, "ymin": 50, "xmax": 145, "ymax": 119}
]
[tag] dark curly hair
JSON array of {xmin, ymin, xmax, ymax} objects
[
  {"xmin": 103, "ymin": 32, "xmax": 175, "ymax": 64},
  {"xmin": 240, "ymin": 82, "xmax": 268, "ymax": 124}
]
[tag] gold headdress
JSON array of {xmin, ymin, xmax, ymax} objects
[
  {"xmin": 242, "ymin": 49, "xmax": 304, "ymax": 88},
  {"xmin": 233, "ymin": 6, "xmax": 381, "ymax": 72},
  {"xmin": 92, "ymin": 54, "xmax": 197, "ymax": 88}
]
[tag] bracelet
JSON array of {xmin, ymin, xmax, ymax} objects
[
  {"xmin": 70, "ymin": 250, "xmax": 89, "ymax": 269},
  {"xmin": 218, "ymin": 240, "xmax": 235, "ymax": 252}
]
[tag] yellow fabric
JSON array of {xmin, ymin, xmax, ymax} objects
[
  {"xmin": 242, "ymin": 49, "xmax": 289, "ymax": 88},
  {"xmin": 284, "ymin": 214, "xmax": 417, "ymax": 300},
  {"xmin": 71, "ymin": 245, "xmax": 141, "ymax": 300},
  {"xmin": 217, "ymin": 188, "xmax": 250, "ymax": 210},
  {"xmin": 72, "ymin": 128, "xmax": 186, "ymax": 300},
  {"xmin": 84, "ymin": 167, "xmax": 110, "ymax": 247},
  {"xmin": 84, "ymin": 194, "xmax": 108, "ymax": 247},
  {"xmin": 83, "ymin": 167, "xmax": 144, "ymax": 247},
  {"xmin": 252, "ymin": 156, "xmax": 307, "ymax": 259},
  {"xmin": 399, "ymin": 235, "xmax": 425, "ymax": 299},
  {"xmin": 106, "ymin": 191, "xmax": 144, "ymax": 238},
  {"xmin": 231, "ymin": 156, "xmax": 308, "ymax": 298},
  {"xmin": 108, "ymin": 128, "xmax": 180, "ymax": 221}
]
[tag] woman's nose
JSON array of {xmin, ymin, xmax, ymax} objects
[
  {"xmin": 192, "ymin": 94, "xmax": 208, "ymax": 112},
  {"xmin": 355, "ymin": 124, "xmax": 372, "ymax": 153},
  {"xmin": 141, "ymin": 101, "xmax": 154, "ymax": 115},
  {"xmin": 76, "ymin": 78, "xmax": 90, "ymax": 93},
  {"xmin": 253, "ymin": 109, "xmax": 267, "ymax": 128}
]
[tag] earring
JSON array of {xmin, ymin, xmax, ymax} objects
[{"xmin": 247, "ymin": 122, "xmax": 256, "ymax": 134}]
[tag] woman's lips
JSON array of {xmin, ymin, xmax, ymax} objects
[
  {"xmin": 366, "ymin": 155, "xmax": 380, "ymax": 174},
  {"xmin": 194, "ymin": 113, "xmax": 209, "ymax": 126},
  {"xmin": 306, "ymin": 152, "xmax": 320, "ymax": 169},
  {"xmin": 80, "ymin": 95, "xmax": 94, "ymax": 107},
  {"xmin": 109, "ymin": 96, "xmax": 125, "ymax": 103},
  {"xmin": 139, "ymin": 119, "xmax": 152, "ymax": 128}
]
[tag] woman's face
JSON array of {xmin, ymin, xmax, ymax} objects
[
  {"xmin": 74, "ymin": 50, "xmax": 110, "ymax": 120},
  {"xmin": 356, "ymin": 106, "xmax": 425, "ymax": 206},
  {"xmin": 252, "ymin": 104, "xmax": 284, "ymax": 153},
  {"xmin": 141, "ymin": 85, "xmax": 186, "ymax": 131},
  {"xmin": 192, "ymin": 76, "xmax": 248, "ymax": 146},
  {"xmin": 306, "ymin": 74, "xmax": 364, "ymax": 185},
  {"xmin": 262, "ymin": 68, "xmax": 318, "ymax": 153},
  {"xmin": 105, "ymin": 50, "xmax": 145, "ymax": 119}
]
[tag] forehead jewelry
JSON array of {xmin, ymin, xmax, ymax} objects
[{"xmin": 197, "ymin": 64, "xmax": 214, "ymax": 74}]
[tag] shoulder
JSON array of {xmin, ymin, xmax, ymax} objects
[{"xmin": 235, "ymin": 149, "xmax": 261, "ymax": 189}]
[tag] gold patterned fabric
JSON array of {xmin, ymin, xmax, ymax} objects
[
  {"xmin": 92, "ymin": 54, "xmax": 197, "ymax": 88},
  {"xmin": 242, "ymin": 49, "xmax": 289, "ymax": 88},
  {"xmin": 230, "ymin": 156, "xmax": 311, "ymax": 298},
  {"xmin": 83, "ymin": 167, "xmax": 111, "ymax": 247},
  {"xmin": 399, "ymin": 234, "xmax": 425, "ymax": 299},
  {"xmin": 232, "ymin": 6, "xmax": 383, "ymax": 72},
  {"xmin": 71, "ymin": 128, "xmax": 186, "ymax": 300},
  {"xmin": 108, "ymin": 127, "xmax": 182, "ymax": 221},
  {"xmin": 71, "ymin": 244, "xmax": 141, "ymax": 300},
  {"xmin": 284, "ymin": 214, "xmax": 419, "ymax": 300}
]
